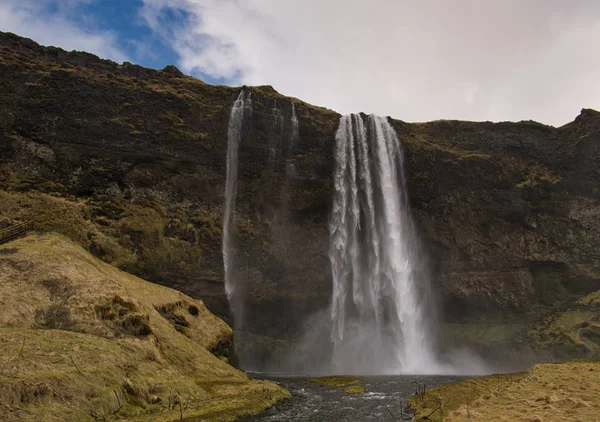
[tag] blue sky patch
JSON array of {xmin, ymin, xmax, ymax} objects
[{"xmin": 24, "ymin": 0, "xmax": 225, "ymax": 84}]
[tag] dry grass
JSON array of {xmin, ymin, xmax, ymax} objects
[
  {"xmin": 410, "ymin": 362, "xmax": 600, "ymax": 421},
  {"xmin": 0, "ymin": 233, "xmax": 288, "ymax": 421},
  {"xmin": 410, "ymin": 372, "xmax": 525, "ymax": 421}
]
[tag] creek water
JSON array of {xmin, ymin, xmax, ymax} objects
[{"xmin": 245, "ymin": 374, "xmax": 464, "ymax": 421}]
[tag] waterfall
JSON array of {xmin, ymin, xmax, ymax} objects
[
  {"xmin": 290, "ymin": 102, "xmax": 299, "ymax": 153},
  {"xmin": 329, "ymin": 113, "xmax": 437, "ymax": 374},
  {"xmin": 223, "ymin": 91, "xmax": 251, "ymax": 299},
  {"xmin": 270, "ymin": 99, "xmax": 284, "ymax": 163}
]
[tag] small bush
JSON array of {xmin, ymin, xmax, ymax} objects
[
  {"xmin": 95, "ymin": 295, "xmax": 153, "ymax": 337},
  {"xmin": 156, "ymin": 302, "xmax": 191, "ymax": 334},
  {"xmin": 122, "ymin": 313, "xmax": 153, "ymax": 337},
  {"xmin": 35, "ymin": 304, "xmax": 79, "ymax": 331}
]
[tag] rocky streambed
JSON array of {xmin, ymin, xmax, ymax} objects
[{"xmin": 245, "ymin": 374, "xmax": 465, "ymax": 421}]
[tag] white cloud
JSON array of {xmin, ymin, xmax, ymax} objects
[
  {"xmin": 0, "ymin": 0, "xmax": 127, "ymax": 63},
  {"xmin": 140, "ymin": 0, "xmax": 600, "ymax": 126}
]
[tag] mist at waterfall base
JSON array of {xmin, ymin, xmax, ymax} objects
[{"xmin": 223, "ymin": 93, "xmax": 491, "ymax": 376}]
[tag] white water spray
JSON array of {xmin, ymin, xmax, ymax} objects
[{"xmin": 329, "ymin": 114, "xmax": 437, "ymax": 374}]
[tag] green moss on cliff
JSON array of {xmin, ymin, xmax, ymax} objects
[
  {"xmin": 526, "ymin": 291, "xmax": 600, "ymax": 359},
  {"xmin": 515, "ymin": 162, "xmax": 561, "ymax": 189},
  {"xmin": 0, "ymin": 190, "xmax": 221, "ymax": 290}
]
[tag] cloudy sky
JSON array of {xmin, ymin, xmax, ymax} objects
[{"xmin": 1, "ymin": 0, "xmax": 599, "ymax": 126}]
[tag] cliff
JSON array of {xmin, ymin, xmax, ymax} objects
[{"xmin": 0, "ymin": 31, "xmax": 598, "ymax": 363}]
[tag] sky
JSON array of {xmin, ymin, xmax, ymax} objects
[{"xmin": 1, "ymin": 0, "xmax": 599, "ymax": 126}]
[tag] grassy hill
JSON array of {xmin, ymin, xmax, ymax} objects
[
  {"xmin": 0, "ymin": 233, "xmax": 288, "ymax": 421},
  {"xmin": 410, "ymin": 361, "xmax": 600, "ymax": 421}
]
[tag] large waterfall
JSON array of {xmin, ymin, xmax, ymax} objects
[
  {"xmin": 223, "ymin": 92, "xmax": 453, "ymax": 374},
  {"xmin": 329, "ymin": 114, "xmax": 437, "ymax": 374}
]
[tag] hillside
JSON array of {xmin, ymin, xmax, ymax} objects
[
  {"xmin": 0, "ymin": 30, "xmax": 599, "ymax": 366},
  {"xmin": 409, "ymin": 361, "xmax": 600, "ymax": 421},
  {"xmin": 0, "ymin": 233, "xmax": 288, "ymax": 421}
]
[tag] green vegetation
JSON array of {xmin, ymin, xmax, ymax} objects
[
  {"xmin": 308, "ymin": 376, "xmax": 366, "ymax": 394},
  {"xmin": 515, "ymin": 162, "xmax": 561, "ymax": 189},
  {"xmin": 526, "ymin": 291, "xmax": 600, "ymax": 359},
  {"xmin": 0, "ymin": 189, "xmax": 222, "ymax": 293},
  {"xmin": 391, "ymin": 118, "xmax": 562, "ymax": 191},
  {"xmin": 308, "ymin": 376, "xmax": 363, "ymax": 387},
  {"xmin": 344, "ymin": 385, "xmax": 366, "ymax": 394}
]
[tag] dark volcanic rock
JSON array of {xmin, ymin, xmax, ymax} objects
[{"xmin": 0, "ymin": 32, "xmax": 599, "ymax": 359}]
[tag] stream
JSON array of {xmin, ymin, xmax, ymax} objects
[{"xmin": 245, "ymin": 374, "xmax": 465, "ymax": 421}]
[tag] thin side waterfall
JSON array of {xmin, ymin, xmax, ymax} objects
[
  {"xmin": 290, "ymin": 102, "xmax": 299, "ymax": 153},
  {"xmin": 270, "ymin": 99, "xmax": 284, "ymax": 163},
  {"xmin": 284, "ymin": 102, "xmax": 299, "ymax": 178},
  {"xmin": 223, "ymin": 91, "xmax": 251, "ymax": 300},
  {"xmin": 329, "ymin": 113, "xmax": 437, "ymax": 374}
]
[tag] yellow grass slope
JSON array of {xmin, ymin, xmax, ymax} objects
[
  {"xmin": 410, "ymin": 362, "xmax": 600, "ymax": 421},
  {"xmin": 0, "ymin": 233, "xmax": 288, "ymax": 421}
]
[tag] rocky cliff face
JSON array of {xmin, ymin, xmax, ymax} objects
[
  {"xmin": 395, "ymin": 114, "xmax": 600, "ymax": 320},
  {"xmin": 1, "ymin": 32, "xmax": 598, "ymax": 360}
]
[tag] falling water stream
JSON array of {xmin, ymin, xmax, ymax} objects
[
  {"xmin": 329, "ymin": 114, "xmax": 437, "ymax": 374},
  {"xmin": 223, "ymin": 91, "xmax": 251, "ymax": 301},
  {"xmin": 290, "ymin": 102, "xmax": 299, "ymax": 154},
  {"xmin": 270, "ymin": 99, "xmax": 284, "ymax": 163}
]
